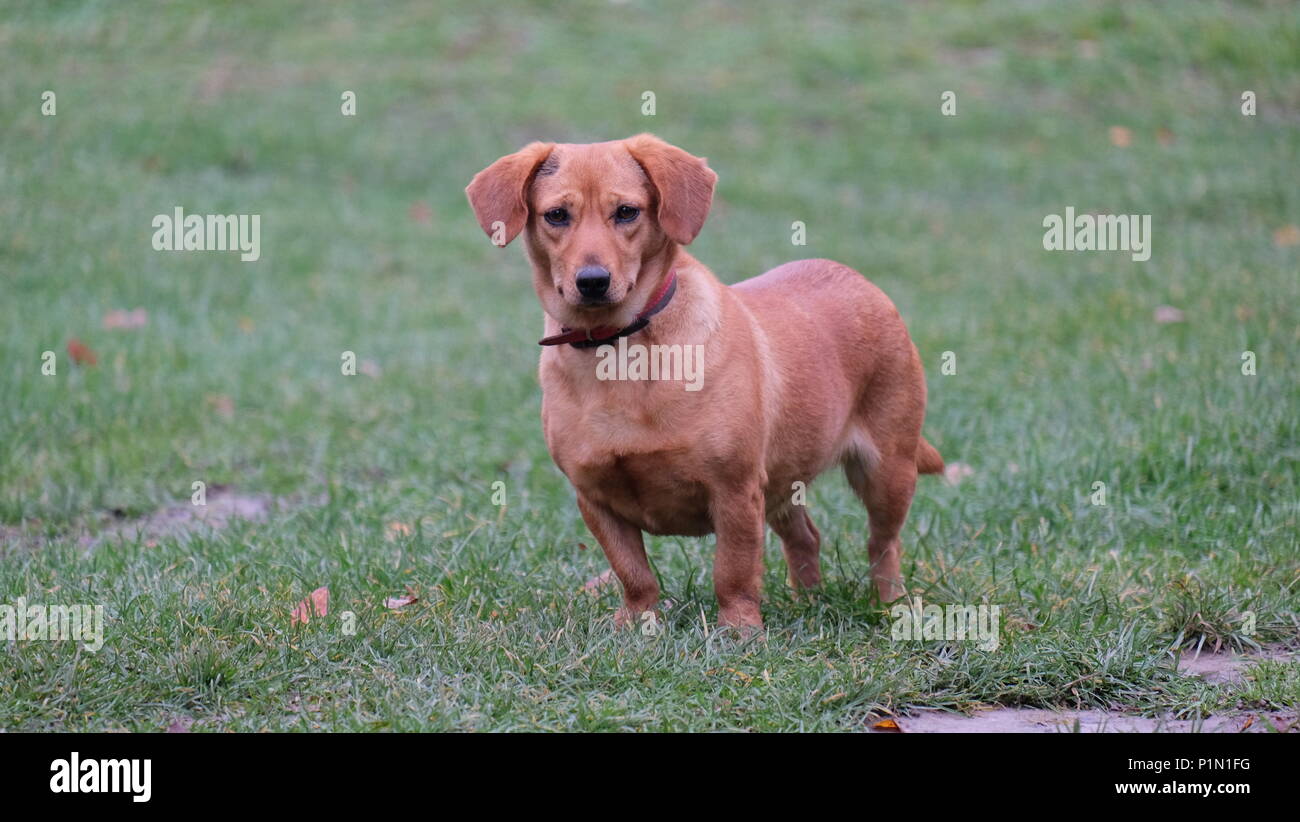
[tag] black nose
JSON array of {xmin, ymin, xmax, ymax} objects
[{"xmin": 575, "ymin": 266, "xmax": 611, "ymax": 300}]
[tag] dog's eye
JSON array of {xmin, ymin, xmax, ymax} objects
[
  {"xmin": 614, "ymin": 205, "xmax": 640, "ymax": 223},
  {"xmin": 543, "ymin": 208, "xmax": 569, "ymax": 226}
]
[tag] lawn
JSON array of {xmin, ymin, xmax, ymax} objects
[{"xmin": 1, "ymin": 0, "xmax": 1297, "ymax": 731}]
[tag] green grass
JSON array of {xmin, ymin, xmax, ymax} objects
[{"xmin": 1, "ymin": 0, "xmax": 1297, "ymax": 731}]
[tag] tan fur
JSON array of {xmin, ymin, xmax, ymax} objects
[{"xmin": 467, "ymin": 134, "xmax": 942, "ymax": 631}]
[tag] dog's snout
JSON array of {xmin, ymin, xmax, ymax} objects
[{"xmin": 575, "ymin": 266, "xmax": 611, "ymax": 300}]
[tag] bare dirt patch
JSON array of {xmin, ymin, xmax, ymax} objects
[
  {"xmin": 91, "ymin": 486, "xmax": 276, "ymax": 545},
  {"xmin": 1177, "ymin": 646, "xmax": 1294, "ymax": 684},
  {"xmin": 0, "ymin": 486, "xmax": 319, "ymax": 554},
  {"xmin": 893, "ymin": 707, "xmax": 1294, "ymax": 734},
  {"xmin": 883, "ymin": 648, "xmax": 1298, "ymax": 733}
]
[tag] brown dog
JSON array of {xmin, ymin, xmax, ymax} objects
[{"xmin": 466, "ymin": 134, "xmax": 942, "ymax": 630}]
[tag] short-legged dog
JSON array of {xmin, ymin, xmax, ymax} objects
[{"xmin": 467, "ymin": 134, "xmax": 943, "ymax": 630}]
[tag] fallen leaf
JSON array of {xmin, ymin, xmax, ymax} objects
[
  {"xmin": 1154, "ymin": 305, "xmax": 1185, "ymax": 324},
  {"xmin": 1156, "ymin": 127, "xmax": 1175, "ymax": 147},
  {"xmin": 872, "ymin": 718, "xmax": 903, "ymax": 732},
  {"xmin": 386, "ymin": 521, "xmax": 412, "ymax": 540},
  {"xmin": 943, "ymin": 462, "xmax": 974, "ymax": 486},
  {"xmin": 408, "ymin": 201, "xmax": 433, "ymax": 225},
  {"xmin": 1108, "ymin": 125, "xmax": 1132, "ymax": 148},
  {"xmin": 102, "ymin": 308, "xmax": 148, "ymax": 329},
  {"xmin": 582, "ymin": 568, "xmax": 617, "ymax": 593},
  {"xmin": 66, "ymin": 338, "xmax": 97, "ymax": 366},
  {"xmin": 206, "ymin": 393, "xmax": 234, "ymax": 419},
  {"xmin": 286, "ymin": 693, "xmax": 322, "ymax": 714},
  {"xmin": 291, "ymin": 586, "xmax": 329, "ymax": 625},
  {"xmin": 1006, "ymin": 614, "xmax": 1040, "ymax": 632},
  {"xmin": 1273, "ymin": 225, "xmax": 1300, "ymax": 247},
  {"xmin": 385, "ymin": 593, "xmax": 418, "ymax": 609}
]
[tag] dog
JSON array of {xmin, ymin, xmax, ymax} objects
[{"xmin": 466, "ymin": 134, "xmax": 943, "ymax": 630}]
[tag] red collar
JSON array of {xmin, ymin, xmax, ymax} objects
[{"xmin": 538, "ymin": 270, "xmax": 678, "ymax": 348}]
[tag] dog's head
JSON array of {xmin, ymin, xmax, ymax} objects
[{"xmin": 466, "ymin": 134, "xmax": 716, "ymax": 328}]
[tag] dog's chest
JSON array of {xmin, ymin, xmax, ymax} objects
[
  {"xmin": 573, "ymin": 448, "xmax": 714, "ymax": 536},
  {"xmin": 544, "ymin": 397, "xmax": 716, "ymax": 535}
]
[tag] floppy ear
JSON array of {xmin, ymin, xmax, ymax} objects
[
  {"xmin": 465, "ymin": 142, "xmax": 554, "ymax": 247},
  {"xmin": 624, "ymin": 133, "xmax": 717, "ymax": 245}
]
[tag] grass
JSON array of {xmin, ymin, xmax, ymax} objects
[{"xmin": 1, "ymin": 0, "xmax": 1297, "ymax": 731}]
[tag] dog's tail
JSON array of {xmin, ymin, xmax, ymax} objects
[{"xmin": 916, "ymin": 436, "xmax": 944, "ymax": 475}]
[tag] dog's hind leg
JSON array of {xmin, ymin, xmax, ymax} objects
[
  {"xmin": 843, "ymin": 444, "xmax": 916, "ymax": 603},
  {"xmin": 769, "ymin": 503, "xmax": 822, "ymax": 590}
]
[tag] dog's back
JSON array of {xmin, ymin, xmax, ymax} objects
[{"xmin": 733, "ymin": 258, "xmax": 941, "ymax": 479}]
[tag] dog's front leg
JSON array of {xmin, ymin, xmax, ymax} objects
[
  {"xmin": 577, "ymin": 495, "xmax": 659, "ymax": 628},
  {"xmin": 710, "ymin": 482, "xmax": 766, "ymax": 632}
]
